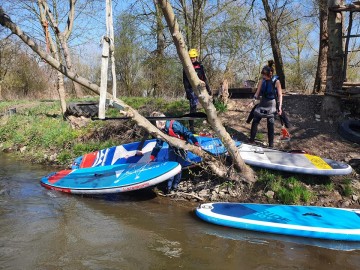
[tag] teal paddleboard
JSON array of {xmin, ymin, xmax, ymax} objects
[
  {"xmin": 41, "ymin": 161, "xmax": 181, "ymax": 194},
  {"xmin": 196, "ymin": 202, "xmax": 360, "ymax": 241}
]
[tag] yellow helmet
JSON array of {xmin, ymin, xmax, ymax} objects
[{"xmin": 188, "ymin": 48, "xmax": 199, "ymax": 58}]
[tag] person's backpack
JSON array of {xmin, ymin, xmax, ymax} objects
[{"xmin": 260, "ymin": 76, "xmax": 279, "ymax": 100}]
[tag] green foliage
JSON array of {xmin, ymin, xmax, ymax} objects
[
  {"xmin": 343, "ymin": 178, "xmax": 353, "ymax": 197},
  {"xmin": 121, "ymin": 96, "xmax": 151, "ymax": 109},
  {"xmin": 324, "ymin": 182, "xmax": 335, "ymax": 192},
  {"xmin": 220, "ymin": 181, "xmax": 235, "ymax": 189},
  {"xmin": 213, "ymin": 99, "xmax": 228, "ymax": 113},
  {"xmin": 257, "ymin": 170, "xmax": 314, "ymax": 205},
  {"xmin": 0, "ymin": 98, "xmax": 192, "ymax": 166},
  {"xmin": 57, "ymin": 151, "xmax": 72, "ymax": 164},
  {"xmin": 72, "ymin": 140, "xmax": 118, "ymax": 157},
  {"xmin": 121, "ymin": 96, "xmax": 188, "ymax": 116},
  {"xmin": 255, "ymin": 132, "xmax": 265, "ymax": 141},
  {"xmin": 2, "ymin": 49, "xmax": 51, "ymax": 99},
  {"xmin": 276, "ymin": 177, "xmax": 313, "ymax": 205}
]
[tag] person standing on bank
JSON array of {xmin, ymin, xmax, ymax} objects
[
  {"xmin": 149, "ymin": 111, "xmax": 201, "ymax": 194},
  {"xmin": 248, "ymin": 62, "xmax": 283, "ymax": 147},
  {"xmin": 183, "ymin": 48, "xmax": 211, "ymax": 133}
]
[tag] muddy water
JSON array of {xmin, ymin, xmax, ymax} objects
[{"xmin": 0, "ymin": 154, "xmax": 359, "ymax": 270}]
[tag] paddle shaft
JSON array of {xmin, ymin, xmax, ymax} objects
[{"xmin": 92, "ymin": 112, "xmax": 207, "ymax": 121}]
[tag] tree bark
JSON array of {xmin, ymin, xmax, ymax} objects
[
  {"xmin": 38, "ymin": 0, "xmax": 67, "ymax": 114},
  {"xmin": 40, "ymin": 0, "xmax": 84, "ymax": 98},
  {"xmin": 158, "ymin": 0, "xmax": 256, "ymax": 183},
  {"xmin": 0, "ymin": 6, "xmax": 254, "ymax": 183},
  {"xmin": 326, "ymin": 0, "xmax": 344, "ymax": 93},
  {"xmin": 261, "ymin": 0, "xmax": 286, "ymax": 89},
  {"xmin": 105, "ymin": 0, "xmax": 117, "ymax": 100},
  {"xmin": 313, "ymin": 0, "xmax": 328, "ymax": 94},
  {"xmin": 99, "ymin": 36, "xmax": 110, "ymax": 119},
  {"xmin": 322, "ymin": 0, "xmax": 344, "ymax": 119},
  {"xmin": 154, "ymin": 0, "xmax": 166, "ymax": 56}
]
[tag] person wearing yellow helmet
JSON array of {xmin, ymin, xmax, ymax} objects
[
  {"xmin": 183, "ymin": 48, "xmax": 211, "ymax": 133},
  {"xmin": 188, "ymin": 48, "xmax": 199, "ymax": 58}
]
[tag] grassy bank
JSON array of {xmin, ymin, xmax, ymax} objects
[
  {"xmin": 0, "ymin": 98, "xmax": 198, "ymax": 165},
  {"xmin": 0, "ymin": 98, "xmax": 357, "ymax": 206}
]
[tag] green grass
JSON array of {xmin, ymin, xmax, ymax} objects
[
  {"xmin": 0, "ymin": 97, "xmax": 191, "ymax": 165},
  {"xmin": 257, "ymin": 170, "xmax": 314, "ymax": 205},
  {"xmin": 220, "ymin": 180, "xmax": 236, "ymax": 190},
  {"xmin": 342, "ymin": 178, "xmax": 353, "ymax": 197},
  {"xmin": 255, "ymin": 133, "xmax": 265, "ymax": 141},
  {"xmin": 213, "ymin": 99, "xmax": 228, "ymax": 113}
]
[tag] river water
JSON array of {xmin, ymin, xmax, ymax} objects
[{"xmin": 0, "ymin": 154, "xmax": 359, "ymax": 270}]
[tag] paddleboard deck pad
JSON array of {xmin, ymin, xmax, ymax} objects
[
  {"xmin": 196, "ymin": 202, "xmax": 360, "ymax": 241},
  {"xmin": 71, "ymin": 136, "xmax": 239, "ymax": 170},
  {"xmin": 238, "ymin": 143, "xmax": 352, "ymax": 175},
  {"xmin": 41, "ymin": 161, "xmax": 181, "ymax": 194}
]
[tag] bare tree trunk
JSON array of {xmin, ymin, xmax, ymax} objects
[
  {"xmin": 322, "ymin": 0, "xmax": 344, "ymax": 119},
  {"xmin": 107, "ymin": 0, "xmax": 117, "ymax": 99},
  {"xmin": 179, "ymin": 0, "xmax": 191, "ymax": 46},
  {"xmin": 0, "ymin": 6, "xmax": 254, "ymax": 183},
  {"xmin": 151, "ymin": 0, "xmax": 166, "ymax": 97},
  {"xmin": 158, "ymin": 0, "xmax": 256, "ymax": 183},
  {"xmin": 261, "ymin": 0, "xmax": 286, "ymax": 89},
  {"xmin": 219, "ymin": 79, "xmax": 229, "ymax": 104},
  {"xmin": 313, "ymin": 0, "xmax": 328, "ymax": 94},
  {"xmin": 99, "ymin": 0, "xmax": 117, "ymax": 118},
  {"xmin": 40, "ymin": 0, "xmax": 84, "ymax": 98},
  {"xmin": 57, "ymin": 70, "xmax": 67, "ymax": 111},
  {"xmin": 154, "ymin": 0, "xmax": 166, "ymax": 56},
  {"xmin": 38, "ymin": 0, "xmax": 67, "ymax": 114}
]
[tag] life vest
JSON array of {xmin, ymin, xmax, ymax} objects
[
  {"xmin": 193, "ymin": 62, "xmax": 206, "ymax": 81},
  {"xmin": 168, "ymin": 120, "xmax": 184, "ymax": 140},
  {"xmin": 261, "ymin": 76, "xmax": 278, "ymax": 100}
]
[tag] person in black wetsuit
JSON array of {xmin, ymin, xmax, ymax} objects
[
  {"xmin": 183, "ymin": 48, "xmax": 211, "ymax": 133},
  {"xmin": 247, "ymin": 62, "xmax": 283, "ymax": 147}
]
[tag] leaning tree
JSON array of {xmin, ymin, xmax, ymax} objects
[{"xmin": 0, "ymin": 4, "xmax": 256, "ymax": 184}]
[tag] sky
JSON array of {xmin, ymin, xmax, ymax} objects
[{"xmin": 1, "ymin": 0, "xmax": 359, "ymax": 74}]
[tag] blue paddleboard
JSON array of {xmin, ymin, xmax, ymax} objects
[
  {"xmin": 71, "ymin": 136, "xmax": 238, "ymax": 169},
  {"xmin": 196, "ymin": 202, "xmax": 360, "ymax": 241},
  {"xmin": 71, "ymin": 137, "xmax": 352, "ymax": 176},
  {"xmin": 41, "ymin": 161, "xmax": 181, "ymax": 194}
]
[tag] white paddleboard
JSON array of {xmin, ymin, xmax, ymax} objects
[{"xmin": 238, "ymin": 143, "xmax": 352, "ymax": 175}]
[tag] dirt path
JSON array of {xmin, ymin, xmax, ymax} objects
[{"xmin": 220, "ymin": 95, "xmax": 359, "ymax": 173}]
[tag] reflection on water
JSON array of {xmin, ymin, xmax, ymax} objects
[{"xmin": 0, "ymin": 154, "xmax": 359, "ymax": 270}]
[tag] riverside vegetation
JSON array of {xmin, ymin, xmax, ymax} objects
[{"xmin": 0, "ymin": 96, "xmax": 359, "ymax": 208}]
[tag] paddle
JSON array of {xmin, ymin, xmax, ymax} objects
[
  {"xmin": 91, "ymin": 112, "xmax": 208, "ymax": 121},
  {"xmin": 238, "ymin": 143, "xmax": 308, "ymax": 154}
]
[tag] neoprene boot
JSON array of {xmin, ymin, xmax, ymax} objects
[
  {"xmin": 250, "ymin": 121, "xmax": 259, "ymax": 142},
  {"xmin": 267, "ymin": 120, "xmax": 275, "ymax": 147}
]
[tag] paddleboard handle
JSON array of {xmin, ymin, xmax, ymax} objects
[
  {"xmin": 289, "ymin": 150, "xmax": 308, "ymax": 154},
  {"xmin": 302, "ymin": 212, "xmax": 322, "ymax": 217}
]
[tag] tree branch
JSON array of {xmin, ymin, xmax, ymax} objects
[{"xmin": 0, "ymin": 5, "xmax": 249, "ymax": 183}]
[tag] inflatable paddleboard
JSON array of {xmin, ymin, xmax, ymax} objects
[
  {"xmin": 71, "ymin": 136, "xmax": 238, "ymax": 169},
  {"xmin": 238, "ymin": 143, "xmax": 352, "ymax": 175},
  {"xmin": 202, "ymin": 223, "xmax": 360, "ymax": 251},
  {"xmin": 196, "ymin": 203, "xmax": 360, "ymax": 241},
  {"xmin": 41, "ymin": 161, "xmax": 181, "ymax": 194}
]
